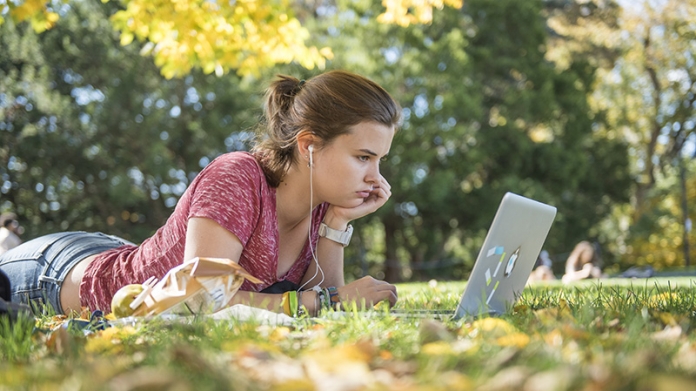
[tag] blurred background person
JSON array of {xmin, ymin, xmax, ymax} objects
[
  {"xmin": 561, "ymin": 241, "xmax": 605, "ymax": 283},
  {"xmin": 0, "ymin": 213, "xmax": 22, "ymax": 255},
  {"xmin": 527, "ymin": 250, "xmax": 556, "ymax": 284}
]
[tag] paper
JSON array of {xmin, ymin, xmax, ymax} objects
[{"xmin": 132, "ymin": 257, "xmax": 262, "ymax": 317}]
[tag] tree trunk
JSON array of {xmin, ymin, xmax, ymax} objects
[{"xmin": 383, "ymin": 216, "xmax": 401, "ymax": 283}]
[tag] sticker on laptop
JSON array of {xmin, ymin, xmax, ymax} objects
[{"xmin": 504, "ymin": 247, "xmax": 521, "ymax": 277}]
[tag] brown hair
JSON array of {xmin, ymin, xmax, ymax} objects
[{"xmin": 252, "ymin": 70, "xmax": 401, "ymax": 187}]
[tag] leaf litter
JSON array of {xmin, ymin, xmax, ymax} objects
[{"xmin": 3, "ymin": 281, "xmax": 696, "ymax": 390}]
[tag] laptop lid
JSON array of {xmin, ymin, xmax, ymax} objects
[{"xmin": 453, "ymin": 192, "xmax": 557, "ymax": 319}]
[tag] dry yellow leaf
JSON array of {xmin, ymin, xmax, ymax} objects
[
  {"xmin": 84, "ymin": 326, "xmax": 137, "ymax": 354},
  {"xmin": 656, "ymin": 311, "xmax": 678, "ymax": 326},
  {"xmin": 544, "ymin": 328, "xmax": 563, "ymax": 347},
  {"xmin": 465, "ymin": 317, "xmax": 519, "ymax": 339},
  {"xmin": 673, "ymin": 342, "xmax": 696, "ymax": 373},
  {"xmin": 302, "ymin": 343, "xmax": 374, "ymax": 391},
  {"xmin": 651, "ymin": 325, "xmax": 682, "ymax": 341},
  {"xmin": 496, "ymin": 332, "xmax": 530, "ymax": 349},
  {"xmin": 421, "ymin": 341, "xmax": 455, "ymax": 356}
]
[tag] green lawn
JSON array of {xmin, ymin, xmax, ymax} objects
[{"xmin": 2, "ymin": 278, "xmax": 696, "ymax": 390}]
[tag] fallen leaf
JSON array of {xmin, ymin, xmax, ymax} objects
[
  {"xmin": 638, "ymin": 374, "xmax": 696, "ymax": 391},
  {"xmin": 421, "ymin": 341, "xmax": 455, "ymax": 356},
  {"xmin": 373, "ymin": 359, "xmax": 418, "ymax": 378},
  {"xmin": 465, "ymin": 318, "xmax": 519, "ymax": 339},
  {"xmin": 270, "ymin": 326, "xmax": 292, "ymax": 342},
  {"xmin": 45, "ymin": 326, "xmax": 73, "ymax": 355},
  {"xmin": 302, "ymin": 344, "xmax": 374, "ymax": 391},
  {"xmin": 513, "ymin": 304, "xmax": 530, "ymax": 315},
  {"xmin": 238, "ymin": 355, "xmax": 307, "ymax": 385},
  {"xmin": 420, "ymin": 319, "xmax": 455, "ymax": 344},
  {"xmin": 496, "ymin": 332, "xmax": 530, "ymax": 349},
  {"xmin": 651, "ymin": 325, "xmax": 682, "ymax": 341},
  {"xmin": 108, "ymin": 367, "xmax": 191, "ymax": 391},
  {"xmin": 438, "ymin": 371, "xmax": 473, "ymax": 391},
  {"xmin": 379, "ymin": 350, "xmax": 393, "ymax": 360},
  {"xmin": 302, "ymin": 342, "xmax": 374, "ymax": 369},
  {"xmin": 655, "ymin": 311, "xmax": 678, "ymax": 327},
  {"xmin": 673, "ymin": 342, "xmax": 696, "ymax": 373},
  {"xmin": 607, "ymin": 318, "xmax": 620, "ymax": 328},
  {"xmin": 523, "ymin": 367, "xmax": 575, "ymax": 391},
  {"xmin": 561, "ymin": 340, "xmax": 584, "ymax": 365},
  {"xmin": 544, "ymin": 329, "xmax": 563, "ymax": 347},
  {"xmin": 560, "ymin": 324, "xmax": 590, "ymax": 341},
  {"xmin": 272, "ymin": 379, "xmax": 317, "ymax": 391},
  {"xmin": 586, "ymin": 362, "xmax": 611, "ymax": 384},
  {"xmin": 477, "ymin": 366, "xmax": 531, "ymax": 391},
  {"xmin": 84, "ymin": 326, "xmax": 137, "ymax": 354},
  {"xmin": 487, "ymin": 347, "xmax": 520, "ymax": 369},
  {"xmin": 534, "ymin": 307, "xmax": 574, "ymax": 326}
]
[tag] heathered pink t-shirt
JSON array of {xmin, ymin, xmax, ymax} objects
[{"xmin": 80, "ymin": 152, "xmax": 328, "ymax": 312}]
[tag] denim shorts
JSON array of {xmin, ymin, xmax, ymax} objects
[{"xmin": 0, "ymin": 232, "xmax": 132, "ymax": 315}]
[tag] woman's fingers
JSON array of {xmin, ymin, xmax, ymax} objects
[
  {"xmin": 372, "ymin": 176, "xmax": 392, "ymax": 197},
  {"xmin": 337, "ymin": 276, "xmax": 398, "ymax": 309}
]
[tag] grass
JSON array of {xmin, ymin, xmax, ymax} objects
[{"xmin": 2, "ymin": 278, "xmax": 696, "ymax": 390}]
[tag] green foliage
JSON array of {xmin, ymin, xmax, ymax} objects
[
  {"xmin": 304, "ymin": 0, "xmax": 630, "ymax": 280},
  {"xmin": 2, "ymin": 0, "xmax": 633, "ymax": 279},
  {"xmin": 1, "ymin": 1, "xmax": 259, "ymax": 242},
  {"xmin": 581, "ymin": 0, "xmax": 696, "ymax": 270}
]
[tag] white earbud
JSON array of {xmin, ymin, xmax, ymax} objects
[{"xmin": 308, "ymin": 145, "xmax": 314, "ymax": 166}]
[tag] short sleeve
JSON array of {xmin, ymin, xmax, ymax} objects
[{"xmin": 186, "ymin": 153, "xmax": 264, "ymax": 245}]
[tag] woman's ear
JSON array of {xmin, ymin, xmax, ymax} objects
[{"xmin": 295, "ymin": 131, "xmax": 316, "ymax": 158}]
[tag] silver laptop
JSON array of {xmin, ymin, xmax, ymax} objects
[
  {"xmin": 452, "ymin": 192, "xmax": 556, "ymax": 319},
  {"xmin": 386, "ymin": 192, "xmax": 556, "ymax": 321}
]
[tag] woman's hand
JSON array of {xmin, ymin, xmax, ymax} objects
[
  {"xmin": 336, "ymin": 276, "xmax": 398, "ymax": 309},
  {"xmin": 327, "ymin": 175, "xmax": 392, "ymax": 226}
]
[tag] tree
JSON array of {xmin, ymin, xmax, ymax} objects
[
  {"xmin": 587, "ymin": 0, "xmax": 696, "ymax": 268},
  {"xmin": 2, "ymin": 0, "xmax": 633, "ymax": 281},
  {"xmin": 305, "ymin": 0, "xmax": 630, "ymax": 281},
  {"xmin": 1, "ymin": 1, "xmax": 259, "ymax": 241}
]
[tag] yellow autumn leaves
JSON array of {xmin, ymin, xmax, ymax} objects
[
  {"xmin": 17, "ymin": 283, "xmax": 696, "ymax": 391},
  {"xmin": 1, "ymin": 0, "xmax": 463, "ymax": 79},
  {"xmin": 109, "ymin": 0, "xmax": 332, "ymax": 79},
  {"xmin": 378, "ymin": 0, "xmax": 463, "ymax": 27},
  {"xmin": 3, "ymin": 0, "xmax": 60, "ymax": 33}
]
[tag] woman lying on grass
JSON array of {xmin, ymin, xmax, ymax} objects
[{"xmin": 0, "ymin": 70, "xmax": 400, "ymax": 317}]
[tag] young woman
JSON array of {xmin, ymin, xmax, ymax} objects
[{"xmin": 0, "ymin": 70, "xmax": 401, "ymax": 316}]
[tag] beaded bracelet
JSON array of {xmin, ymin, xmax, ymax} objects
[
  {"xmin": 297, "ymin": 290, "xmax": 306, "ymax": 317},
  {"xmin": 311, "ymin": 286, "xmax": 328, "ymax": 315},
  {"xmin": 327, "ymin": 286, "xmax": 340, "ymax": 309},
  {"xmin": 323, "ymin": 288, "xmax": 332, "ymax": 310}
]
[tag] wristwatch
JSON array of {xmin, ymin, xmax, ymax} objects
[{"xmin": 318, "ymin": 223, "xmax": 353, "ymax": 247}]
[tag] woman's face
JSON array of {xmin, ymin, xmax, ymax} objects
[{"xmin": 311, "ymin": 121, "xmax": 395, "ymax": 208}]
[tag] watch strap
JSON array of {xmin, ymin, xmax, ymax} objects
[{"xmin": 318, "ymin": 223, "xmax": 353, "ymax": 247}]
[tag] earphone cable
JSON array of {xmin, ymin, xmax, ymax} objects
[{"xmin": 299, "ymin": 149, "xmax": 324, "ymax": 291}]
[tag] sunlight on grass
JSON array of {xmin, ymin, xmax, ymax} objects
[{"xmin": 2, "ymin": 278, "xmax": 696, "ymax": 389}]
